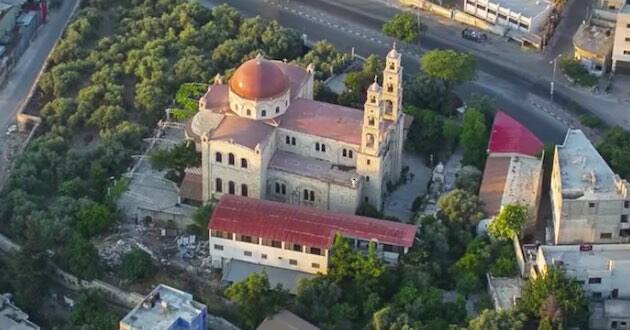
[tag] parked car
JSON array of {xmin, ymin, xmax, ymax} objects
[{"xmin": 462, "ymin": 28, "xmax": 487, "ymax": 42}]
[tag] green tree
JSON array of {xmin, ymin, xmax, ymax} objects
[
  {"xmin": 120, "ymin": 248, "xmax": 155, "ymax": 282},
  {"xmin": 455, "ymin": 165, "xmax": 482, "ymax": 193},
  {"xmin": 150, "ymin": 141, "xmax": 201, "ymax": 183},
  {"xmin": 296, "ymin": 40, "xmax": 351, "ymax": 80},
  {"xmin": 293, "ymin": 277, "xmax": 343, "ymax": 327},
  {"xmin": 468, "ymin": 309, "xmax": 527, "ymax": 330},
  {"xmin": 382, "ymin": 12, "xmax": 425, "ymax": 43},
  {"xmin": 75, "ymin": 200, "xmax": 116, "ymax": 238},
  {"xmin": 4, "ymin": 244, "xmax": 48, "ymax": 312},
  {"xmin": 597, "ymin": 126, "xmax": 630, "ymax": 180},
  {"xmin": 405, "ymin": 107, "xmax": 445, "ymax": 159},
  {"xmin": 60, "ymin": 234, "xmax": 100, "ymax": 280},
  {"xmin": 520, "ymin": 268, "xmax": 589, "ymax": 329},
  {"xmin": 225, "ymin": 272, "xmax": 289, "ymax": 329},
  {"xmin": 461, "ymin": 109, "xmax": 488, "ymax": 168},
  {"xmin": 404, "ymin": 75, "xmax": 447, "ymax": 113},
  {"xmin": 192, "ymin": 203, "xmax": 213, "ymax": 239},
  {"xmin": 338, "ymin": 55, "xmax": 384, "ymax": 108},
  {"xmin": 488, "ymin": 204, "xmax": 528, "ymax": 240},
  {"xmin": 68, "ymin": 290, "xmax": 119, "ymax": 329},
  {"xmin": 421, "ymin": 50, "xmax": 476, "ymax": 90},
  {"xmin": 437, "ymin": 189, "xmax": 485, "ymax": 226}
]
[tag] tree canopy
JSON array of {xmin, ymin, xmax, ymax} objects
[
  {"xmin": 421, "ymin": 49, "xmax": 476, "ymax": 89},
  {"xmin": 382, "ymin": 12, "xmax": 426, "ymax": 43},
  {"xmin": 461, "ymin": 108, "xmax": 488, "ymax": 168},
  {"xmin": 488, "ymin": 204, "xmax": 528, "ymax": 240},
  {"xmin": 597, "ymin": 126, "xmax": 630, "ymax": 180}
]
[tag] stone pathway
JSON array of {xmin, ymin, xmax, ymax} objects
[{"xmin": 383, "ymin": 151, "xmax": 432, "ymax": 221}]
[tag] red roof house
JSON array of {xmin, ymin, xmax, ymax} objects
[
  {"xmin": 208, "ymin": 195, "xmax": 417, "ymax": 249},
  {"xmin": 487, "ymin": 111, "xmax": 543, "ymax": 157}
]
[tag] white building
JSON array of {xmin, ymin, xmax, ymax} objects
[
  {"xmin": 182, "ymin": 48, "xmax": 406, "ymax": 213},
  {"xmin": 530, "ymin": 244, "xmax": 630, "ymax": 329},
  {"xmin": 612, "ymin": 2, "xmax": 630, "ymax": 73},
  {"xmin": 463, "ymin": 0, "xmax": 553, "ymax": 33},
  {"xmin": 550, "ymin": 129, "xmax": 630, "ymax": 245},
  {"xmin": 0, "ymin": 293, "xmax": 39, "ymax": 330},
  {"xmin": 119, "ymin": 284, "xmax": 207, "ymax": 330},
  {"xmin": 208, "ymin": 195, "xmax": 416, "ymax": 292}
]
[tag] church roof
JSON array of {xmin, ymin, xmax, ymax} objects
[
  {"xmin": 229, "ymin": 56, "xmax": 290, "ymax": 100},
  {"xmin": 209, "ymin": 115, "xmax": 275, "ymax": 149},
  {"xmin": 208, "ymin": 195, "xmax": 417, "ymax": 249},
  {"xmin": 280, "ymin": 98, "xmax": 364, "ymax": 145},
  {"xmin": 487, "ymin": 111, "xmax": 543, "ymax": 157},
  {"xmin": 269, "ymin": 151, "xmax": 360, "ymax": 188}
]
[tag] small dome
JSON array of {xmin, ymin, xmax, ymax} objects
[
  {"xmin": 369, "ymin": 76, "xmax": 380, "ymax": 92},
  {"xmin": 229, "ymin": 56, "xmax": 289, "ymax": 100},
  {"xmin": 387, "ymin": 43, "xmax": 399, "ymax": 58}
]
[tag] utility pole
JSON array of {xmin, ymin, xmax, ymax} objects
[{"xmin": 550, "ymin": 54, "xmax": 561, "ymax": 101}]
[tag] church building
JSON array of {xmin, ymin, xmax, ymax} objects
[{"xmin": 181, "ymin": 47, "xmax": 405, "ymax": 213}]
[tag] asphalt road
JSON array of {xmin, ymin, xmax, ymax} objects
[
  {"xmin": 202, "ymin": 0, "xmax": 567, "ymax": 143},
  {"xmin": 0, "ymin": 0, "xmax": 79, "ymax": 132}
]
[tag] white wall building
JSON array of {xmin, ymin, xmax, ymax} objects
[
  {"xmin": 463, "ymin": 0, "xmax": 553, "ymax": 33},
  {"xmin": 612, "ymin": 3, "xmax": 630, "ymax": 73},
  {"xmin": 0, "ymin": 293, "xmax": 39, "ymax": 330},
  {"xmin": 208, "ymin": 195, "xmax": 416, "ymax": 292},
  {"xmin": 550, "ymin": 129, "xmax": 630, "ymax": 245}
]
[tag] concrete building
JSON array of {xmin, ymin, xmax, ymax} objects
[
  {"xmin": 573, "ymin": 22, "xmax": 615, "ymax": 75},
  {"xmin": 182, "ymin": 48, "xmax": 406, "ymax": 213},
  {"xmin": 486, "ymin": 274, "xmax": 524, "ymax": 311},
  {"xmin": 550, "ymin": 129, "xmax": 630, "ymax": 245},
  {"xmin": 0, "ymin": 293, "xmax": 39, "ymax": 330},
  {"xmin": 463, "ymin": 0, "xmax": 553, "ymax": 33},
  {"xmin": 479, "ymin": 112, "xmax": 544, "ymax": 236},
  {"xmin": 591, "ymin": 299, "xmax": 630, "ymax": 330},
  {"xmin": 257, "ymin": 310, "xmax": 319, "ymax": 330},
  {"xmin": 119, "ymin": 284, "xmax": 207, "ymax": 330},
  {"xmin": 612, "ymin": 2, "xmax": 630, "ymax": 73},
  {"xmin": 208, "ymin": 195, "xmax": 416, "ymax": 292}
]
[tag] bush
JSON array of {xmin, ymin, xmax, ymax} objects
[
  {"xmin": 560, "ymin": 59, "xmax": 599, "ymax": 87},
  {"xmin": 579, "ymin": 113, "xmax": 604, "ymax": 128},
  {"xmin": 120, "ymin": 248, "xmax": 155, "ymax": 282}
]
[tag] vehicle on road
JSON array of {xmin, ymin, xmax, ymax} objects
[{"xmin": 462, "ymin": 28, "xmax": 487, "ymax": 42}]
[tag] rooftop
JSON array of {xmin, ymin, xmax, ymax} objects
[
  {"xmin": 223, "ymin": 260, "xmax": 315, "ymax": 294},
  {"xmin": 209, "ymin": 195, "xmax": 417, "ymax": 249},
  {"xmin": 556, "ymin": 129, "xmax": 628, "ymax": 200},
  {"xmin": 209, "ymin": 115, "xmax": 275, "ymax": 150},
  {"xmin": 623, "ymin": 3, "xmax": 630, "ymax": 14},
  {"xmin": 573, "ymin": 23, "xmax": 614, "ymax": 57},
  {"xmin": 280, "ymin": 98, "xmax": 365, "ymax": 146},
  {"xmin": 486, "ymin": 0, "xmax": 552, "ymax": 17},
  {"xmin": 269, "ymin": 150, "xmax": 360, "ymax": 188},
  {"xmin": 539, "ymin": 244, "xmax": 630, "ymax": 274},
  {"xmin": 487, "ymin": 111, "xmax": 543, "ymax": 157},
  {"xmin": 487, "ymin": 275, "xmax": 523, "ymax": 311},
  {"xmin": 0, "ymin": 294, "xmax": 39, "ymax": 330},
  {"xmin": 258, "ymin": 310, "xmax": 320, "ymax": 330},
  {"xmin": 120, "ymin": 284, "xmax": 206, "ymax": 330}
]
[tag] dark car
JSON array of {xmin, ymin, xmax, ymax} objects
[{"xmin": 462, "ymin": 28, "xmax": 487, "ymax": 42}]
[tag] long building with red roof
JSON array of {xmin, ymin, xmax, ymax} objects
[{"xmin": 208, "ymin": 195, "xmax": 416, "ymax": 290}]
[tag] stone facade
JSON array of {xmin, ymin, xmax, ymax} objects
[{"xmin": 186, "ymin": 50, "xmax": 405, "ymax": 213}]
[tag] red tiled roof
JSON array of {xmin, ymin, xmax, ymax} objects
[
  {"xmin": 280, "ymin": 98, "xmax": 364, "ymax": 145},
  {"xmin": 209, "ymin": 195, "xmax": 417, "ymax": 249},
  {"xmin": 488, "ymin": 111, "xmax": 543, "ymax": 157}
]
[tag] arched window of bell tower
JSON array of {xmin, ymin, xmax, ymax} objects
[
  {"xmin": 385, "ymin": 100, "xmax": 393, "ymax": 115},
  {"xmin": 387, "ymin": 84, "xmax": 394, "ymax": 93},
  {"xmin": 368, "ymin": 117, "xmax": 375, "ymax": 126},
  {"xmin": 366, "ymin": 133, "xmax": 375, "ymax": 148}
]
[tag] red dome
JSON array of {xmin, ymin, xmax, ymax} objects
[{"xmin": 229, "ymin": 57, "xmax": 289, "ymax": 100}]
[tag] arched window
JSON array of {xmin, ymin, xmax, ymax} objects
[
  {"xmin": 349, "ymin": 150, "xmax": 353, "ymax": 158},
  {"xmin": 241, "ymin": 184, "xmax": 248, "ymax": 197},
  {"xmin": 228, "ymin": 181, "xmax": 235, "ymax": 194},
  {"xmin": 215, "ymin": 152, "xmax": 222, "ymax": 163},
  {"xmin": 368, "ymin": 117, "xmax": 375, "ymax": 126},
  {"xmin": 246, "ymin": 109, "xmax": 251, "ymax": 116},
  {"xmin": 366, "ymin": 134, "xmax": 375, "ymax": 148},
  {"xmin": 241, "ymin": 158, "xmax": 248, "ymax": 169},
  {"xmin": 309, "ymin": 190, "xmax": 315, "ymax": 202},
  {"xmin": 281, "ymin": 184, "xmax": 286, "ymax": 195},
  {"xmin": 371, "ymin": 96, "xmax": 376, "ymax": 103},
  {"xmin": 389, "ymin": 62, "xmax": 395, "ymax": 70},
  {"xmin": 285, "ymin": 136, "xmax": 291, "ymax": 144},
  {"xmin": 321, "ymin": 144, "xmax": 326, "ymax": 152},
  {"xmin": 385, "ymin": 100, "xmax": 393, "ymax": 115},
  {"xmin": 315, "ymin": 142, "xmax": 320, "ymax": 151},
  {"xmin": 228, "ymin": 153, "xmax": 235, "ymax": 165},
  {"xmin": 303, "ymin": 189, "xmax": 309, "ymax": 200},
  {"xmin": 261, "ymin": 110, "xmax": 267, "ymax": 117},
  {"xmin": 387, "ymin": 84, "xmax": 394, "ymax": 93},
  {"xmin": 275, "ymin": 106, "xmax": 280, "ymax": 113},
  {"xmin": 291, "ymin": 137, "xmax": 296, "ymax": 145},
  {"xmin": 275, "ymin": 182, "xmax": 281, "ymax": 194},
  {"xmin": 342, "ymin": 149, "xmax": 347, "ymax": 157},
  {"xmin": 215, "ymin": 178, "xmax": 222, "ymax": 192}
]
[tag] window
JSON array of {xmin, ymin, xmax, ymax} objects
[
  {"xmin": 348, "ymin": 150, "xmax": 353, "ymax": 158},
  {"xmin": 303, "ymin": 189, "xmax": 309, "ymax": 200},
  {"xmin": 215, "ymin": 178, "xmax": 223, "ymax": 192},
  {"xmin": 624, "ymin": 50, "xmax": 630, "ymax": 55},
  {"xmin": 600, "ymin": 233, "xmax": 612, "ymax": 239},
  {"xmin": 366, "ymin": 176, "xmax": 370, "ymax": 182},
  {"xmin": 588, "ymin": 277, "xmax": 602, "ymax": 284},
  {"xmin": 211, "ymin": 230, "xmax": 232, "ymax": 239},
  {"xmin": 312, "ymin": 263, "xmax": 320, "ymax": 269},
  {"xmin": 321, "ymin": 144, "xmax": 326, "ymax": 152},
  {"xmin": 498, "ymin": 13, "xmax": 507, "ymax": 20},
  {"xmin": 285, "ymin": 136, "xmax": 290, "ymax": 145},
  {"xmin": 309, "ymin": 247, "xmax": 322, "ymax": 255},
  {"xmin": 228, "ymin": 153, "xmax": 235, "ymax": 165},
  {"xmin": 246, "ymin": 109, "xmax": 251, "ymax": 116},
  {"xmin": 625, "ymin": 37, "xmax": 630, "ymax": 42},
  {"xmin": 275, "ymin": 182, "xmax": 281, "ymax": 194},
  {"xmin": 239, "ymin": 235, "xmax": 253, "ymax": 243},
  {"xmin": 621, "ymin": 229, "xmax": 630, "ymax": 237},
  {"xmin": 612, "ymin": 321, "xmax": 618, "ymax": 329},
  {"xmin": 228, "ymin": 181, "xmax": 235, "ymax": 194},
  {"xmin": 508, "ymin": 18, "xmax": 518, "ymax": 25},
  {"xmin": 215, "ymin": 152, "xmax": 222, "ymax": 163},
  {"xmin": 315, "ymin": 142, "xmax": 320, "ymax": 151},
  {"xmin": 476, "ymin": 4, "xmax": 486, "ymax": 10},
  {"xmin": 275, "ymin": 182, "xmax": 286, "ymax": 195},
  {"xmin": 367, "ymin": 159, "xmax": 371, "ymax": 165},
  {"xmin": 624, "ymin": 201, "xmax": 629, "ymax": 208},
  {"xmin": 289, "ymin": 259, "xmax": 298, "ymax": 265},
  {"xmin": 261, "ymin": 254, "xmax": 267, "ymax": 259},
  {"xmin": 589, "ymin": 202, "xmax": 596, "ymax": 208},
  {"xmin": 519, "ymin": 22, "xmax": 528, "ymax": 30},
  {"xmin": 261, "ymin": 110, "xmax": 267, "ymax": 117},
  {"xmin": 292, "ymin": 244, "xmax": 302, "ymax": 252},
  {"xmin": 213, "ymin": 244, "xmax": 223, "ymax": 251},
  {"xmin": 342, "ymin": 149, "xmax": 347, "ymax": 157},
  {"xmin": 241, "ymin": 184, "xmax": 248, "ymax": 197},
  {"xmin": 272, "ymin": 240, "xmax": 282, "ymax": 248},
  {"xmin": 244, "ymin": 251, "xmax": 252, "ymax": 257},
  {"xmin": 592, "ymin": 292, "xmax": 602, "ymax": 298},
  {"xmin": 488, "ymin": 8, "xmax": 496, "ymax": 15},
  {"xmin": 310, "ymin": 190, "xmax": 315, "ymax": 202},
  {"xmin": 627, "ymin": 24, "xmax": 630, "ymax": 28},
  {"xmin": 291, "ymin": 137, "xmax": 296, "ymax": 145},
  {"xmin": 281, "ymin": 184, "xmax": 286, "ymax": 195},
  {"xmin": 275, "ymin": 106, "xmax": 280, "ymax": 113},
  {"xmin": 621, "ymin": 215, "xmax": 628, "ymax": 223}
]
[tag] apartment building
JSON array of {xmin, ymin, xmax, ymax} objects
[
  {"xmin": 208, "ymin": 195, "xmax": 416, "ymax": 292},
  {"xmin": 550, "ymin": 129, "xmax": 630, "ymax": 245},
  {"xmin": 463, "ymin": 0, "xmax": 553, "ymax": 33},
  {"xmin": 612, "ymin": 2, "xmax": 630, "ymax": 73}
]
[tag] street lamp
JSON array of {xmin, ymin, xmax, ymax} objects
[{"xmin": 550, "ymin": 54, "xmax": 562, "ymax": 101}]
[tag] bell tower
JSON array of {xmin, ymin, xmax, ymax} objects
[
  {"xmin": 360, "ymin": 76, "xmax": 383, "ymax": 156},
  {"xmin": 382, "ymin": 44, "xmax": 403, "ymax": 121}
]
